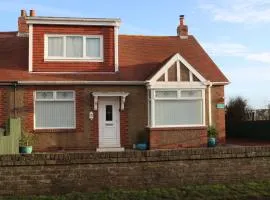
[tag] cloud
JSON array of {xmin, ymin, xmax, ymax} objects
[
  {"xmin": 199, "ymin": 0, "xmax": 270, "ymax": 23},
  {"xmin": 247, "ymin": 53, "xmax": 270, "ymax": 64},
  {"xmin": 224, "ymin": 65, "xmax": 270, "ymax": 82},
  {"xmin": 201, "ymin": 42, "xmax": 248, "ymax": 57},
  {"xmin": 202, "ymin": 41, "xmax": 270, "ymax": 64}
]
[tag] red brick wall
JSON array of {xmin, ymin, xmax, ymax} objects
[
  {"xmin": 18, "ymin": 16, "xmax": 28, "ymax": 34},
  {"xmin": 211, "ymin": 86, "xmax": 226, "ymax": 144},
  {"xmin": 149, "ymin": 127, "xmax": 207, "ymax": 149},
  {"xmin": 32, "ymin": 25, "xmax": 115, "ymax": 72},
  {"xmin": 120, "ymin": 104, "xmax": 128, "ymax": 148},
  {"xmin": 0, "ymin": 88, "xmax": 9, "ymax": 127}
]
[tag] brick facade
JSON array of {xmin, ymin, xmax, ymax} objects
[
  {"xmin": 7, "ymin": 85, "xmax": 147, "ymax": 151},
  {"xmin": 0, "ymin": 84, "xmax": 226, "ymax": 151},
  {"xmin": 211, "ymin": 85, "xmax": 226, "ymax": 144},
  {"xmin": 32, "ymin": 25, "xmax": 115, "ymax": 72},
  {"xmin": 0, "ymin": 87, "xmax": 9, "ymax": 127},
  {"xmin": 149, "ymin": 127, "xmax": 207, "ymax": 149}
]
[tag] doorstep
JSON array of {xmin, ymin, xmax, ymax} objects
[{"xmin": 96, "ymin": 147, "xmax": 125, "ymax": 152}]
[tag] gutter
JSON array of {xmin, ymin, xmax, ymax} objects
[
  {"xmin": 211, "ymin": 81, "xmax": 230, "ymax": 85},
  {"xmin": 17, "ymin": 81, "xmax": 145, "ymax": 86}
]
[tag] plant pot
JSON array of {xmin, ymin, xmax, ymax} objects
[
  {"xmin": 208, "ymin": 137, "xmax": 216, "ymax": 147},
  {"xmin": 19, "ymin": 146, "xmax": 33, "ymax": 154},
  {"xmin": 136, "ymin": 143, "xmax": 148, "ymax": 150}
]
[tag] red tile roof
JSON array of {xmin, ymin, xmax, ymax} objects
[{"xmin": 0, "ymin": 32, "xmax": 228, "ymax": 83}]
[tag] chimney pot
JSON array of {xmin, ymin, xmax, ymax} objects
[
  {"xmin": 30, "ymin": 9, "xmax": 36, "ymax": 17},
  {"xmin": 20, "ymin": 9, "xmax": 27, "ymax": 17},
  {"xmin": 179, "ymin": 15, "xmax": 184, "ymax": 26}
]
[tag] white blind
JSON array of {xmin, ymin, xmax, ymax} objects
[
  {"xmin": 35, "ymin": 101, "xmax": 75, "ymax": 128},
  {"xmin": 155, "ymin": 100, "xmax": 203, "ymax": 125},
  {"xmin": 86, "ymin": 38, "xmax": 100, "ymax": 57},
  {"xmin": 66, "ymin": 36, "xmax": 83, "ymax": 57},
  {"xmin": 48, "ymin": 37, "xmax": 63, "ymax": 57}
]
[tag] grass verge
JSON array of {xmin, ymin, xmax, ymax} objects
[{"xmin": 1, "ymin": 181, "xmax": 270, "ymax": 200}]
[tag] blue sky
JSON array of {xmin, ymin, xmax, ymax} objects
[{"xmin": 0, "ymin": 0, "xmax": 270, "ymax": 108}]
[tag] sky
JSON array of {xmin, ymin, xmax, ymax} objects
[{"xmin": 0, "ymin": 0, "xmax": 269, "ymax": 108}]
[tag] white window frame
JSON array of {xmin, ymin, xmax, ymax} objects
[
  {"xmin": 148, "ymin": 88, "xmax": 205, "ymax": 128},
  {"xmin": 34, "ymin": 90, "xmax": 76, "ymax": 130},
  {"xmin": 44, "ymin": 34, "xmax": 104, "ymax": 62}
]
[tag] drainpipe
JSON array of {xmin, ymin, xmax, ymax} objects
[
  {"xmin": 13, "ymin": 82, "xmax": 17, "ymax": 118},
  {"xmin": 208, "ymin": 81, "xmax": 213, "ymax": 126}
]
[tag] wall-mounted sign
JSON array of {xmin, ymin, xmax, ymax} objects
[{"xmin": 216, "ymin": 103, "xmax": 225, "ymax": 109}]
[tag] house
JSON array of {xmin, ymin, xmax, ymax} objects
[{"xmin": 0, "ymin": 10, "xmax": 229, "ymax": 152}]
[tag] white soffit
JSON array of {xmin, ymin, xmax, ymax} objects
[{"xmin": 26, "ymin": 17, "xmax": 121, "ymax": 27}]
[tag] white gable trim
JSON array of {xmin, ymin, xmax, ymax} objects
[
  {"xmin": 28, "ymin": 24, "xmax": 33, "ymax": 72},
  {"xmin": 147, "ymin": 53, "xmax": 207, "ymax": 85}
]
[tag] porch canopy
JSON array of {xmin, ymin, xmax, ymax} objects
[{"xmin": 92, "ymin": 92, "xmax": 129, "ymax": 110}]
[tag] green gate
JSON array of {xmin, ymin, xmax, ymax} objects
[{"xmin": 0, "ymin": 118, "xmax": 21, "ymax": 154}]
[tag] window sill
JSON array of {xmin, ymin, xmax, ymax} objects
[
  {"xmin": 34, "ymin": 129, "xmax": 76, "ymax": 133},
  {"xmin": 44, "ymin": 58, "xmax": 104, "ymax": 63},
  {"xmin": 147, "ymin": 126, "xmax": 207, "ymax": 131}
]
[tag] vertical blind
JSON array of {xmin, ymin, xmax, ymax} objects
[
  {"xmin": 155, "ymin": 100, "xmax": 203, "ymax": 125},
  {"xmin": 35, "ymin": 101, "xmax": 75, "ymax": 128},
  {"xmin": 35, "ymin": 91, "xmax": 75, "ymax": 129},
  {"xmin": 151, "ymin": 89, "xmax": 204, "ymax": 126}
]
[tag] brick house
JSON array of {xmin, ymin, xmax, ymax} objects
[{"xmin": 0, "ymin": 10, "xmax": 229, "ymax": 152}]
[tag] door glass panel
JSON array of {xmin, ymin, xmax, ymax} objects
[{"xmin": 106, "ymin": 105, "xmax": 113, "ymax": 121}]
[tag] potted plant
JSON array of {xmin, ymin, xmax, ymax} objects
[
  {"xmin": 135, "ymin": 131, "xmax": 148, "ymax": 150},
  {"xmin": 207, "ymin": 126, "xmax": 218, "ymax": 147},
  {"xmin": 19, "ymin": 132, "xmax": 37, "ymax": 154}
]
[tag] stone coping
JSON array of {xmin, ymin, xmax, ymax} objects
[{"xmin": 1, "ymin": 146, "xmax": 270, "ymax": 166}]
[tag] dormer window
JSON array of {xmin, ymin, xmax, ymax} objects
[{"xmin": 44, "ymin": 34, "xmax": 103, "ymax": 62}]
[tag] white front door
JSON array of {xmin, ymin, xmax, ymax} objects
[{"xmin": 98, "ymin": 97, "xmax": 120, "ymax": 148}]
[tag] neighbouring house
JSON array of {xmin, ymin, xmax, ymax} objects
[{"xmin": 0, "ymin": 10, "xmax": 229, "ymax": 152}]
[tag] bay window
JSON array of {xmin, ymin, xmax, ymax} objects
[
  {"xmin": 34, "ymin": 91, "xmax": 76, "ymax": 129},
  {"xmin": 149, "ymin": 89, "xmax": 205, "ymax": 127},
  {"xmin": 45, "ymin": 35, "xmax": 103, "ymax": 61}
]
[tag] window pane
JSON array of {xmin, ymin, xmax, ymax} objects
[
  {"xmin": 66, "ymin": 36, "xmax": 83, "ymax": 57},
  {"xmin": 56, "ymin": 91, "xmax": 74, "ymax": 100},
  {"xmin": 35, "ymin": 101, "xmax": 75, "ymax": 128},
  {"xmin": 155, "ymin": 100, "xmax": 203, "ymax": 125},
  {"xmin": 181, "ymin": 90, "xmax": 202, "ymax": 98},
  {"xmin": 106, "ymin": 105, "xmax": 113, "ymax": 121},
  {"xmin": 48, "ymin": 37, "xmax": 63, "ymax": 57},
  {"xmin": 155, "ymin": 91, "xmax": 177, "ymax": 98},
  {"xmin": 86, "ymin": 38, "xmax": 100, "ymax": 57},
  {"xmin": 36, "ymin": 91, "xmax": 54, "ymax": 100}
]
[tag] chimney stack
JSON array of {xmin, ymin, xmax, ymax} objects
[
  {"xmin": 18, "ymin": 9, "xmax": 28, "ymax": 36},
  {"xmin": 30, "ymin": 9, "xmax": 36, "ymax": 17},
  {"xmin": 177, "ymin": 15, "xmax": 188, "ymax": 39}
]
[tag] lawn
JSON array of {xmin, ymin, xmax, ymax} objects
[{"xmin": 1, "ymin": 181, "xmax": 270, "ymax": 200}]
